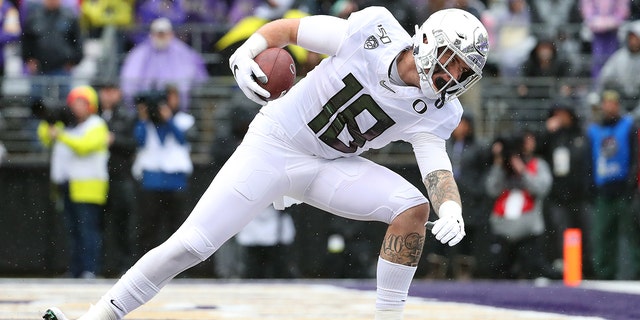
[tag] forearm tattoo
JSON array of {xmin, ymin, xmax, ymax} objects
[
  {"xmin": 425, "ymin": 170, "xmax": 461, "ymax": 214},
  {"xmin": 381, "ymin": 232, "xmax": 424, "ymax": 267}
]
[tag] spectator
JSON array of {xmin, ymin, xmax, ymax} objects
[
  {"xmin": 538, "ymin": 103, "xmax": 592, "ymax": 277},
  {"xmin": 426, "ymin": 113, "xmax": 490, "ymax": 280},
  {"xmin": 586, "ymin": 90, "xmax": 640, "ymax": 280},
  {"xmin": 483, "ymin": 0, "xmax": 535, "ymax": 77},
  {"xmin": 131, "ymin": 89, "xmax": 193, "ymax": 256},
  {"xmin": 598, "ymin": 20, "xmax": 640, "ymax": 112},
  {"xmin": 20, "ymin": 0, "xmax": 80, "ymax": 23},
  {"xmin": 0, "ymin": 0, "xmax": 20, "ymax": 95},
  {"xmin": 96, "ymin": 80, "xmax": 138, "ymax": 277},
  {"xmin": 485, "ymin": 131, "xmax": 559, "ymax": 279},
  {"xmin": 79, "ymin": 0, "xmax": 134, "ymax": 74},
  {"xmin": 632, "ymin": 0, "xmax": 640, "ymax": 20},
  {"xmin": 528, "ymin": 0, "xmax": 582, "ymax": 40},
  {"xmin": 120, "ymin": 17, "xmax": 208, "ymax": 111},
  {"xmin": 129, "ymin": 0, "xmax": 186, "ymax": 44},
  {"xmin": 517, "ymin": 38, "xmax": 573, "ymax": 99},
  {"xmin": 80, "ymin": 0, "xmax": 134, "ymax": 38},
  {"xmin": 21, "ymin": 0, "xmax": 83, "ymax": 102},
  {"xmin": 236, "ymin": 204, "xmax": 297, "ymax": 278},
  {"xmin": 36, "ymin": 85, "xmax": 109, "ymax": 279},
  {"xmin": 580, "ymin": 0, "xmax": 630, "ymax": 81}
]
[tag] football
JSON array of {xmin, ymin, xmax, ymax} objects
[{"xmin": 253, "ymin": 47, "xmax": 296, "ymax": 101}]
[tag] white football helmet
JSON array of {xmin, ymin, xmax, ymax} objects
[{"xmin": 413, "ymin": 9, "xmax": 489, "ymax": 104}]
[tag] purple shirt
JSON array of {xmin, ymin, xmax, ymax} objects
[
  {"xmin": 120, "ymin": 37, "xmax": 208, "ymax": 110},
  {"xmin": 580, "ymin": 0, "xmax": 630, "ymax": 33},
  {"xmin": 0, "ymin": 0, "xmax": 20, "ymax": 66}
]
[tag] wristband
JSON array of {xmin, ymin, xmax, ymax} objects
[
  {"xmin": 438, "ymin": 200, "xmax": 462, "ymax": 219},
  {"xmin": 244, "ymin": 33, "xmax": 268, "ymax": 58}
]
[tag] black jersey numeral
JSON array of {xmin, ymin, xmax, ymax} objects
[{"xmin": 307, "ymin": 73, "xmax": 395, "ymax": 153}]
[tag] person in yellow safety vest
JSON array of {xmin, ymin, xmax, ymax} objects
[{"xmin": 37, "ymin": 85, "xmax": 110, "ymax": 279}]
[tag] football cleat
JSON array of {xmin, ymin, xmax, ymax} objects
[{"xmin": 43, "ymin": 307, "xmax": 69, "ymax": 320}]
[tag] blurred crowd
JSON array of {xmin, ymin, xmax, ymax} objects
[
  {"xmin": 1, "ymin": 0, "xmax": 640, "ymax": 113},
  {"xmin": 2, "ymin": 0, "xmax": 640, "ymax": 281}
]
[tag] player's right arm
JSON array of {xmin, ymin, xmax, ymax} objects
[{"xmin": 229, "ymin": 15, "xmax": 347, "ymax": 105}]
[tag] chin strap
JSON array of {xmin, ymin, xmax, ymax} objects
[
  {"xmin": 435, "ymin": 90, "xmax": 446, "ymax": 109},
  {"xmin": 433, "ymin": 77, "xmax": 448, "ymax": 109}
]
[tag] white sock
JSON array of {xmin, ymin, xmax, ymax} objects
[
  {"xmin": 78, "ymin": 299, "xmax": 118, "ymax": 320},
  {"xmin": 100, "ymin": 268, "xmax": 160, "ymax": 319},
  {"xmin": 376, "ymin": 256, "xmax": 416, "ymax": 315}
]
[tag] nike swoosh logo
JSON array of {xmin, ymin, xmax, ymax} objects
[
  {"xmin": 232, "ymin": 65, "xmax": 239, "ymax": 78},
  {"xmin": 379, "ymin": 80, "xmax": 395, "ymax": 93},
  {"xmin": 110, "ymin": 299, "xmax": 124, "ymax": 312}
]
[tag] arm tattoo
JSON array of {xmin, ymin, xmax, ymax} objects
[
  {"xmin": 424, "ymin": 169, "xmax": 461, "ymax": 215},
  {"xmin": 381, "ymin": 232, "xmax": 424, "ymax": 267}
]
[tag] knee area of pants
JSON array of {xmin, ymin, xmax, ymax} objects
[
  {"xmin": 178, "ymin": 227, "xmax": 217, "ymax": 261},
  {"xmin": 397, "ymin": 204, "xmax": 429, "ymax": 224}
]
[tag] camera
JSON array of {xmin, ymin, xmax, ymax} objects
[
  {"xmin": 493, "ymin": 135, "xmax": 523, "ymax": 175},
  {"xmin": 30, "ymin": 98, "xmax": 75, "ymax": 126},
  {"xmin": 134, "ymin": 90, "xmax": 167, "ymax": 125}
]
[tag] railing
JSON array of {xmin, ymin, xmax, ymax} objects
[
  {"xmin": 474, "ymin": 76, "xmax": 595, "ymax": 139},
  {"xmin": 0, "ymin": 75, "xmax": 598, "ymax": 167}
]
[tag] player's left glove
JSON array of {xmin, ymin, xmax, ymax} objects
[
  {"xmin": 229, "ymin": 33, "xmax": 271, "ymax": 105},
  {"xmin": 430, "ymin": 201, "xmax": 465, "ymax": 246}
]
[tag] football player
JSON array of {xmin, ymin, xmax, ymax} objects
[{"xmin": 43, "ymin": 6, "xmax": 488, "ymax": 320}]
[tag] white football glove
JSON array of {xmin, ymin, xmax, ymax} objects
[
  {"xmin": 229, "ymin": 34, "xmax": 271, "ymax": 105},
  {"xmin": 429, "ymin": 201, "xmax": 465, "ymax": 246}
]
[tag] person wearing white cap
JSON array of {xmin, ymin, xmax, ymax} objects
[{"xmin": 599, "ymin": 20, "xmax": 640, "ymax": 112}]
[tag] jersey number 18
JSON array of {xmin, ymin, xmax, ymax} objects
[{"xmin": 307, "ymin": 73, "xmax": 396, "ymax": 153}]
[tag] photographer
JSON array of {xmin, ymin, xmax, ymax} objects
[
  {"xmin": 485, "ymin": 131, "xmax": 559, "ymax": 279},
  {"xmin": 36, "ymin": 86, "xmax": 109, "ymax": 278},
  {"xmin": 131, "ymin": 90, "xmax": 193, "ymax": 256}
]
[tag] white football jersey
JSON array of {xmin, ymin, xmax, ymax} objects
[{"xmin": 260, "ymin": 6, "xmax": 463, "ymax": 160}]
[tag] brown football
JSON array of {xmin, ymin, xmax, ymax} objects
[{"xmin": 253, "ymin": 47, "xmax": 296, "ymax": 101}]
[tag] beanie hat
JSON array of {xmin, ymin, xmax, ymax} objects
[
  {"xmin": 601, "ymin": 90, "xmax": 620, "ymax": 103},
  {"xmin": 67, "ymin": 85, "xmax": 99, "ymax": 113}
]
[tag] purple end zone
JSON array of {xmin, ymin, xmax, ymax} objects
[{"xmin": 340, "ymin": 280, "xmax": 640, "ymax": 320}]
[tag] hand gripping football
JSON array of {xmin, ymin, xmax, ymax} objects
[{"xmin": 253, "ymin": 47, "xmax": 296, "ymax": 101}]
